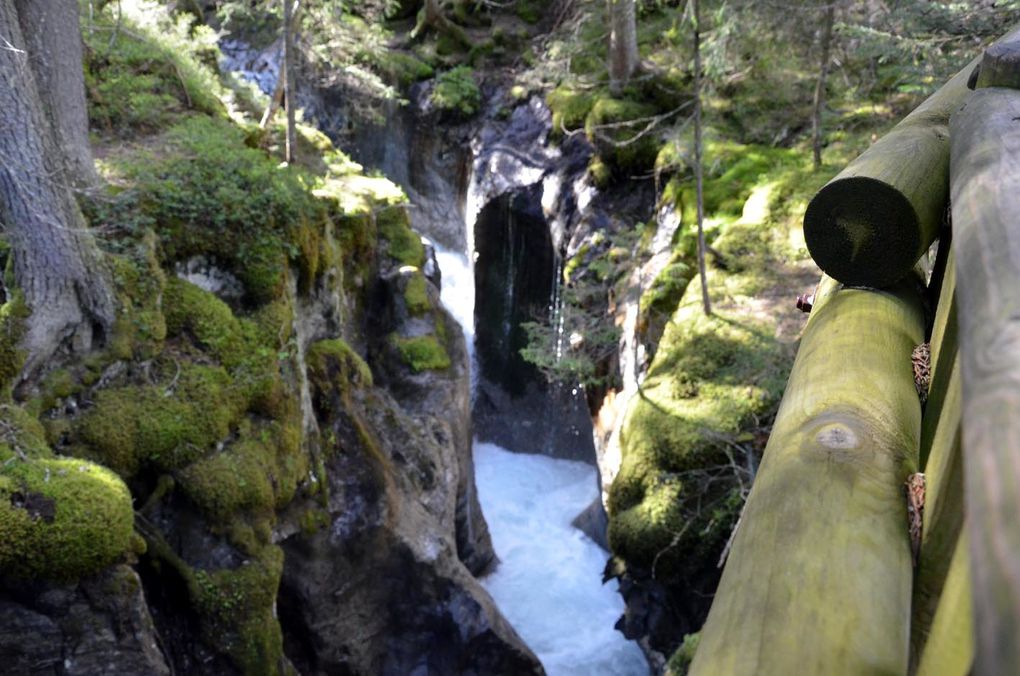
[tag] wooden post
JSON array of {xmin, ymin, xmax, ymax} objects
[
  {"xmin": 950, "ymin": 78, "xmax": 1020, "ymax": 676},
  {"xmin": 910, "ymin": 252, "xmax": 965, "ymax": 665},
  {"xmin": 975, "ymin": 40, "xmax": 1020, "ymax": 89},
  {"xmin": 916, "ymin": 532, "xmax": 974, "ymax": 676},
  {"xmin": 803, "ymin": 26, "xmax": 1020, "ymax": 289},
  {"xmin": 689, "ymin": 277, "xmax": 924, "ymax": 675}
]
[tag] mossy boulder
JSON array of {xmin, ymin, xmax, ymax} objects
[
  {"xmin": 609, "ymin": 303, "xmax": 788, "ymax": 583},
  {"xmin": 0, "ymin": 454, "xmax": 134, "ymax": 581}
]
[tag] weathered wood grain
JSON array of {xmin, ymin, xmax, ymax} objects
[
  {"xmin": 689, "ymin": 279, "xmax": 924, "ymax": 675},
  {"xmin": 951, "ymin": 84, "xmax": 1020, "ymax": 676}
]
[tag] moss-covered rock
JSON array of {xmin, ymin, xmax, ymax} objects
[
  {"xmin": 390, "ymin": 334, "xmax": 452, "ymax": 373},
  {"xmin": 403, "ymin": 271, "xmax": 431, "ymax": 316},
  {"xmin": 609, "ymin": 303, "xmax": 788, "ymax": 583},
  {"xmin": 376, "ymin": 206, "xmax": 425, "ymax": 267},
  {"xmin": 547, "ymin": 86, "xmax": 595, "ymax": 134},
  {"xmin": 190, "ymin": 545, "xmax": 286, "ymax": 674},
  {"xmin": 0, "ymin": 452, "xmax": 134, "ymax": 581}
]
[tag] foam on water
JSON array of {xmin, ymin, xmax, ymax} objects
[{"xmin": 474, "ymin": 442, "xmax": 648, "ymax": 676}]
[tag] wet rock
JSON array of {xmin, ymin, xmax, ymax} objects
[{"xmin": 0, "ymin": 565, "xmax": 170, "ymax": 676}]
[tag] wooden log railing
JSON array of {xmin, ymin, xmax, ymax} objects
[
  {"xmin": 689, "ymin": 278, "xmax": 925, "ymax": 675},
  {"xmin": 950, "ymin": 53, "xmax": 1020, "ymax": 676},
  {"xmin": 803, "ymin": 26, "xmax": 1020, "ymax": 289}
]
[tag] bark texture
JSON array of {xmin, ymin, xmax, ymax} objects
[
  {"xmin": 0, "ymin": 0, "xmax": 115, "ymax": 370},
  {"xmin": 608, "ymin": 0, "xmax": 639, "ymax": 95},
  {"xmin": 14, "ymin": 0, "xmax": 99, "ymax": 189},
  {"xmin": 690, "ymin": 277, "xmax": 924, "ymax": 675},
  {"xmin": 950, "ymin": 84, "xmax": 1020, "ymax": 676}
]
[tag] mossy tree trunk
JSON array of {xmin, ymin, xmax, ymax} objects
[
  {"xmin": 803, "ymin": 25, "xmax": 1020, "ymax": 288},
  {"xmin": 0, "ymin": 0, "xmax": 115, "ymax": 375},
  {"xmin": 608, "ymin": 0, "xmax": 639, "ymax": 95},
  {"xmin": 690, "ymin": 278, "xmax": 924, "ymax": 674},
  {"xmin": 950, "ymin": 71, "xmax": 1020, "ymax": 676}
]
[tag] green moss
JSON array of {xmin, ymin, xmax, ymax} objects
[
  {"xmin": 640, "ymin": 258, "xmax": 693, "ymax": 319},
  {"xmin": 667, "ymin": 633, "xmax": 701, "ymax": 675},
  {"xmin": 547, "ymin": 86, "xmax": 595, "ymax": 134},
  {"xmin": 299, "ymin": 507, "xmax": 331, "ymax": 535},
  {"xmin": 177, "ymin": 417, "xmax": 305, "ymax": 523},
  {"xmin": 588, "ymin": 157, "xmax": 612, "ymax": 188},
  {"xmin": 585, "ymin": 97, "xmax": 660, "ymax": 173},
  {"xmin": 0, "ymin": 292, "xmax": 29, "ymax": 394},
  {"xmin": 190, "ymin": 545, "xmax": 285, "ymax": 674},
  {"xmin": 75, "ymin": 364, "xmax": 243, "ymax": 477},
  {"xmin": 164, "ymin": 277, "xmax": 245, "ymax": 366},
  {"xmin": 609, "ymin": 303, "xmax": 789, "ymax": 582},
  {"xmin": 0, "ymin": 456, "xmax": 134, "ymax": 581},
  {"xmin": 430, "ymin": 66, "xmax": 481, "ymax": 117},
  {"xmin": 371, "ymin": 50, "xmax": 435, "ymax": 88},
  {"xmin": 391, "ymin": 334, "xmax": 451, "ymax": 373},
  {"xmin": 307, "ymin": 339, "xmax": 373, "ymax": 394},
  {"xmin": 516, "ymin": 0, "xmax": 543, "ymax": 24},
  {"xmin": 404, "ymin": 271, "xmax": 431, "ymax": 316},
  {"xmin": 113, "ymin": 116, "xmax": 323, "ymax": 304},
  {"xmin": 376, "ymin": 206, "xmax": 425, "ymax": 267},
  {"xmin": 84, "ymin": 9, "xmax": 223, "ymax": 134}
]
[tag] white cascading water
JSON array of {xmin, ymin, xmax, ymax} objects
[{"xmin": 435, "ymin": 243, "xmax": 647, "ymax": 676}]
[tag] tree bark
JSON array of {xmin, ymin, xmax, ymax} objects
[
  {"xmin": 693, "ymin": 0, "xmax": 710, "ymax": 316},
  {"xmin": 608, "ymin": 0, "xmax": 638, "ymax": 96},
  {"xmin": 283, "ymin": 0, "xmax": 297, "ymax": 163},
  {"xmin": 0, "ymin": 0, "xmax": 115, "ymax": 372},
  {"xmin": 950, "ymin": 83, "xmax": 1020, "ymax": 676},
  {"xmin": 811, "ymin": 3, "xmax": 835, "ymax": 170},
  {"xmin": 14, "ymin": 0, "xmax": 99, "ymax": 190},
  {"xmin": 690, "ymin": 277, "xmax": 924, "ymax": 675}
]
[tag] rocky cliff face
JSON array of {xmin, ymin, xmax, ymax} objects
[{"xmin": 0, "ymin": 118, "xmax": 540, "ymax": 673}]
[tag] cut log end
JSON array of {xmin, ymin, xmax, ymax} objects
[
  {"xmin": 805, "ymin": 176, "xmax": 922, "ymax": 288},
  {"xmin": 976, "ymin": 41, "xmax": 1020, "ymax": 90}
]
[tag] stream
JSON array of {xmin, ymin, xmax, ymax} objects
[{"xmin": 436, "ymin": 247, "xmax": 647, "ymax": 675}]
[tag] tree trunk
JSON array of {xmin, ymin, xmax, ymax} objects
[
  {"xmin": 690, "ymin": 276, "xmax": 924, "ymax": 675},
  {"xmin": 608, "ymin": 0, "xmax": 638, "ymax": 96},
  {"xmin": 283, "ymin": 0, "xmax": 297, "ymax": 163},
  {"xmin": 693, "ymin": 0, "xmax": 710, "ymax": 316},
  {"xmin": 812, "ymin": 4, "xmax": 835, "ymax": 170},
  {"xmin": 0, "ymin": 0, "xmax": 115, "ymax": 373},
  {"xmin": 14, "ymin": 0, "xmax": 99, "ymax": 189},
  {"xmin": 950, "ymin": 80, "xmax": 1020, "ymax": 676},
  {"xmin": 803, "ymin": 24, "xmax": 1020, "ymax": 289}
]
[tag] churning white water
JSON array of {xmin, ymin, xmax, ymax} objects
[
  {"xmin": 474, "ymin": 442, "xmax": 648, "ymax": 675},
  {"xmin": 435, "ymin": 214, "xmax": 646, "ymax": 676}
]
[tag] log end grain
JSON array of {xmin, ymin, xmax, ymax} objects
[{"xmin": 805, "ymin": 176, "xmax": 922, "ymax": 288}]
